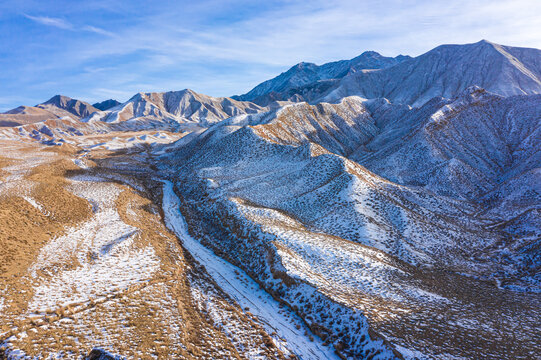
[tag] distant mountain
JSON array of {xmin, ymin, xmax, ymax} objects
[
  {"xmin": 85, "ymin": 89, "xmax": 267, "ymax": 129},
  {"xmin": 0, "ymin": 106, "xmax": 55, "ymax": 127},
  {"xmin": 0, "ymin": 95, "xmax": 99, "ymax": 127},
  {"xmin": 233, "ymin": 51, "xmax": 410, "ymax": 105},
  {"xmin": 322, "ymin": 40, "xmax": 541, "ymax": 106},
  {"xmin": 93, "ymin": 99, "xmax": 121, "ymax": 111},
  {"xmin": 237, "ymin": 40, "xmax": 541, "ymax": 108},
  {"xmin": 37, "ymin": 94, "xmax": 99, "ymax": 118}
]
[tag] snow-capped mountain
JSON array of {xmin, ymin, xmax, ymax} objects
[
  {"xmin": 323, "ymin": 40, "xmax": 541, "ymax": 106},
  {"xmin": 234, "ymin": 51, "xmax": 410, "ymax": 105},
  {"xmin": 85, "ymin": 89, "xmax": 267, "ymax": 128}
]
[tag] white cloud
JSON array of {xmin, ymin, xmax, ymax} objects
[
  {"xmin": 24, "ymin": 14, "xmax": 115, "ymax": 37},
  {"xmin": 82, "ymin": 25, "xmax": 115, "ymax": 37},
  {"xmin": 24, "ymin": 14, "xmax": 73, "ymax": 30},
  {"xmin": 56, "ymin": 0, "xmax": 541, "ymax": 71}
]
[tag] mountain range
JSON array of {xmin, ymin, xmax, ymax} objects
[
  {"xmin": 0, "ymin": 40, "xmax": 539, "ymax": 360},
  {"xmin": 235, "ymin": 40, "xmax": 541, "ymax": 107}
]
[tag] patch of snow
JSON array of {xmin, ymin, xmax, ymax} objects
[
  {"xmin": 393, "ymin": 344, "xmax": 430, "ymax": 359},
  {"xmin": 27, "ymin": 177, "xmax": 160, "ymax": 311},
  {"xmin": 22, "ymin": 196, "xmax": 50, "ymax": 217}
]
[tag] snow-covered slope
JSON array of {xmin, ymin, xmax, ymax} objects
[
  {"xmin": 161, "ymin": 180, "xmax": 343, "ymax": 360},
  {"xmin": 234, "ymin": 52, "xmax": 409, "ymax": 105},
  {"xmin": 323, "ymin": 40, "xmax": 541, "ymax": 106},
  {"xmin": 221, "ymin": 96, "xmax": 377, "ymax": 156},
  {"xmin": 0, "ymin": 117, "xmax": 106, "ymax": 145},
  {"xmin": 353, "ymin": 87, "xmax": 541, "ymax": 199},
  {"xmin": 154, "ymin": 84, "xmax": 540, "ymax": 358}
]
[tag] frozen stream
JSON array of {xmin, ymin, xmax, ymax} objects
[{"xmin": 161, "ymin": 180, "xmax": 340, "ymax": 360}]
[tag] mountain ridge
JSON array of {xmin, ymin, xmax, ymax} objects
[
  {"xmin": 93, "ymin": 99, "xmax": 121, "ymax": 111},
  {"xmin": 0, "ymin": 95, "xmax": 99, "ymax": 127},
  {"xmin": 38, "ymin": 94, "xmax": 100, "ymax": 118},
  {"xmin": 233, "ymin": 51, "xmax": 410, "ymax": 105},
  {"xmin": 83, "ymin": 88, "xmax": 269, "ymax": 129},
  {"xmin": 321, "ymin": 40, "xmax": 541, "ymax": 106}
]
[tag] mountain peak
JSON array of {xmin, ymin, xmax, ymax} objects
[
  {"xmin": 93, "ymin": 99, "xmax": 121, "ymax": 111},
  {"xmin": 42, "ymin": 94, "xmax": 73, "ymax": 106},
  {"xmin": 322, "ymin": 40, "xmax": 541, "ymax": 106},
  {"xmin": 357, "ymin": 50, "xmax": 383, "ymax": 58},
  {"xmin": 38, "ymin": 94, "xmax": 99, "ymax": 118},
  {"xmin": 294, "ymin": 61, "xmax": 317, "ymax": 69},
  {"xmin": 177, "ymin": 88, "xmax": 198, "ymax": 96},
  {"xmin": 478, "ymin": 39, "xmax": 495, "ymax": 45}
]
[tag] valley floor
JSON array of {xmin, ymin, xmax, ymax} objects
[
  {"xmin": 0, "ymin": 135, "xmax": 540, "ymax": 360},
  {"xmin": 0, "ymin": 139, "xmax": 328, "ymax": 359}
]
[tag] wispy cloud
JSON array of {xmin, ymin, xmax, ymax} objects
[
  {"xmin": 55, "ymin": 0, "xmax": 541, "ymax": 72},
  {"xmin": 24, "ymin": 14, "xmax": 114, "ymax": 37},
  {"xmin": 82, "ymin": 25, "xmax": 115, "ymax": 37},
  {"xmin": 23, "ymin": 14, "xmax": 73, "ymax": 30}
]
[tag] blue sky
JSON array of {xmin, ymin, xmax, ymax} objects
[{"xmin": 0, "ymin": 0, "xmax": 540, "ymax": 111}]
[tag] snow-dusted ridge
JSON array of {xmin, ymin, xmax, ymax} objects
[{"xmin": 234, "ymin": 51, "xmax": 410, "ymax": 105}]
